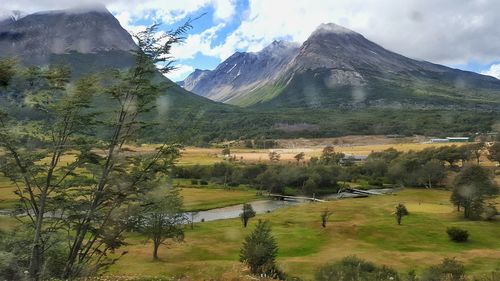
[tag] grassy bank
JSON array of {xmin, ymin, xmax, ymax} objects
[{"xmin": 180, "ymin": 187, "xmax": 259, "ymax": 212}]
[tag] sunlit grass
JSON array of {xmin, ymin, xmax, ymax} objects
[
  {"xmin": 110, "ymin": 189, "xmax": 500, "ymax": 280},
  {"xmin": 180, "ymin": 186, "xmax": 260, "ymax": 212}
]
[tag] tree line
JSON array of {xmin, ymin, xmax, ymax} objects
[{"xmin": 175, "ymin": 144, "xmax": 499, "ymax": 201}]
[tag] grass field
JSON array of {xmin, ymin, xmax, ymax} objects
[
  {"xmin": 0, "ymin": 140, "xmax": 498, "ymax": 280},
  {"xmin": 0, "ymin": 176, "xmax": 17, "ymax": 210},
  {"xmin": 0, "ymin": 178, "xmax": 259, "ymax": 213},
  {"xmin": 176, "ymin": 141, "xmax": 467, "ymax": 165},
  {"xmin": 109, "ymin": 189, "xmax": 500, "ymax": 280},
  {"xmin": 178, "ymin": 184, "xmax": 260, "ymax": 211},
  {"xmin": 0, "ymin": 140, "xmax": 492, "ymax": 211}
]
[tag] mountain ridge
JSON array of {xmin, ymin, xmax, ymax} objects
[
  {"xmin": 0, "ymin": 6, "xmax": 136, "ymax": 65},
  {"xmin": 181, "ymin": 39, "xmax": 300, "ymax": 104},
  {"xmin": 181, "ymin": 22, "xmax": 500, "ymax": 110}
]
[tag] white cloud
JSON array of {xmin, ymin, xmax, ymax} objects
[
  {"xmin": 209, "ymin": 0, "xmax": 500, "ymax": 65},
  {"xmin": 165, "ymin": 64, "xmax": 195, "ymax": 81},
  {"xmin": 212, "ymin": 0, "xmax": 236, "ymax": 22},
  {"xmin": 0, "ymin": 0, "xmax": 237, "ymax": 31},
  {"xmin": 481, "ymin": 64, "xmax": 500, "ymax": 79},
  {"xmin": 171, "ymin": 23, "xmax": 226, "ymax": 60},
  {"xmin": 2, "ymin": 0, "xmax": 500, "ymax": 74}
]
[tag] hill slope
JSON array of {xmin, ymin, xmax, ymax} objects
[
  {"xmin": 0, "ymin": 6, "xmax": 238, "ymax": 144},
  {"xmin": 182, "ymin": 23, "xmax": 500, "ymax": 110}
]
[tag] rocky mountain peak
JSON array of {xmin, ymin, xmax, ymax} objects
[
  {"xmin": 312, "ymin": 23, "xmax": 356, "ymax": 36},
  {"xmin": 33, "ymin": 3, "xmax": 110, "ymax": 16},
  {"xmin": 259, "ymin": 40, "xmax": 300, "ymax": 57},
  {"xmin": 0, "ymin": 6, "xmax": 136, "ymax": 64}
]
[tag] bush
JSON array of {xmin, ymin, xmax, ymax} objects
[
  {"xmin": 482, "ymin": 203, "xmax": 498, "ymax": 221},
  {"xmin": 367, "ymin": 178, "xmax": 384, "ymax": 187},
  {"xmin": 315, "ymin": 256, "xmax": 400, "ymax": 281},
  {"xmin": 240, "ymin": 220, "xmax": 281, "ymax": 278},
  {"xmin": 199, "ymin": 180, "xmax": 209, "ymax": 185},
  {"xmin": 422, "ymin": 257, "xmax": 465, "ymax": 281},
  {"xmin": 190, "ymin": 179, "xmax": 199, "ymax": 185},
  {"xmin": 446, "ymin": 227, "xmax": 469, "ymax": 242},
  {"xmin": 0, "ymin": 251, "xmax": 22, "ymax": 281}
]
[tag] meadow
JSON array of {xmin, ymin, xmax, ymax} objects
[
  {"xmin": 110, "ymin": 189, "xmax": 500, "ymax": 280},
  {"xmin": 175, "ymin": 138, "xmax": 468, "ymax": 166}
]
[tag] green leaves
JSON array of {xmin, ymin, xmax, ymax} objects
[
  {"xmin": 0, "ymin": 58, "xmax": 16, "ymax": 88},
  {"xmin": 240, "ymin": 203, "xmax": 256, "ymax": 227},
  {"xmin": 240, "ymin": 220, "xmax": 279, "ymax": 276},
  {"xmin": 451, "ymin": 165, "xmax": 498, "ymax": 220}
]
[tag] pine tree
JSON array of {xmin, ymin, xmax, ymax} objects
[{"xmin": 240, "ymin": 220, "xmax": 279, "ymax": 277}]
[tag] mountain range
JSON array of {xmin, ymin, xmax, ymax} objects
[
  {"xmin": 182, "ymin": 23, "xmax": 500, "ymax": 110},
  {"xmin": 0, "ymin": 8, "xmax": 229, "ymax": 112},
  {"xmin": 0, "ymin": 7, "xmax": 498, "ymax": 143}
]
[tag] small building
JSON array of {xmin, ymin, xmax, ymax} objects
[
  {"xmin": 340, "ymin": 154, "xmax": 368, "ymax": 165},
  {"xmin": 446, "ymin": 137, "xmax": 471, "ymax": 143},
  {"xmin": 431, "ymin": 138, "xmax": 450, "ymax": 143},
  {"xmin": 386, "ymin": 134, "xmax": 404, "ymax": 138}
]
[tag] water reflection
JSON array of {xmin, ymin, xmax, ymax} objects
[{"xmin": 188, "ymin": 200, "xmax": 299, "ymax": 223}]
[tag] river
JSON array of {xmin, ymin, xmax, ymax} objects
[
  {"xmin": 187, "ymin": 188, "xmax": 399, "ymax": 223},
  {"xmin": 187, "ymin": 199, "xmax": 300, "ymax": 223}
]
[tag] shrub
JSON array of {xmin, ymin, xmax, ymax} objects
[
  {"xmin": 395, "ymin": 203, "xmax": 409, "ymax": 225},
  {"xmin": 422, "ymin": 258, "xmax": 465, "ymax": 281},
  {"xmin": 368, "ymin": 178, "xmax": 384, "ymax": 187},
  {"xmin": 315, "ymin": 256, "xmax": 400, "ymax": 281},
  {"xmin": 240, "ymin": 220, "xmax": 280, "ymax": 278},
  {"xmin": 0, "ymin": 251, "xmax": 22, "ymax": 281},
  {"xmin": 190, "ymin": 179, "xmax": 199, "ymax": 185},
  {"xmin": 482, "ymin": 203, "xmax": 498, "ymax": 221},
  {"xmin": 446, "ymin": 227, "xmax": 469, "ymax": 242},
  {"xmin": 199, "ymin": 180, "xmax": 209, "ymax": 185}
]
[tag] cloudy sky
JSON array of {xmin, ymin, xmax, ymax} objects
[{"xmin": 1, "ymin": 0, "xmax": 500, "ymax": 81}]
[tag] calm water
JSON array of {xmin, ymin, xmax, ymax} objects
[
  {"xmin": 187, "ymin": 200, "xmax": 300, "ymax": 223},
  {"xmin": 186, "ymin": 188, "xmax": 399, "ymax": 223}
]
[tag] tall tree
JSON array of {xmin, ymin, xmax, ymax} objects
[
  {"xmin": 0, "ymin": 58, "xmax": 16, "ymax": 87},
  {"xmin": 320, "ymin": 146, "xmax": 344, "ymax": 165},
  {"xmin": 466, "ymin": 142, "xmax": 485, "ymax": 165},
  {"xmin": 61, "ymin": 22, "xmax": 190, "ymax": 278},
  {"xmin": 418, "ymin": 159, "xmax": 446, "ymax": 188},
  {"xmin": 436, "ymin": 145, "xmax": 463, "ymax": 168},
  {"xmin": 487, "ymin": 142, "xmax": 500, "ymax": 166},
  {"xmin": 138, "ymin": 188, "xmax": 186, "ymax": 260},
  {"xmin": 451, "ymin": 165, "xmax": 498, "ymax": 219},
  {"xmin": 294, "ymin": 152, "xmax": 305, "ymax": 164},
  {"xmin": 0, "ymin": 63, "xmax": 96, "ymax": 280},
  {"xmin": 0, "ymin": 21, "xmax": 191, "ymax": 280},
  {"xmin": 240, "ymin": 203, "xmax": 256, "ymax": 228}
]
